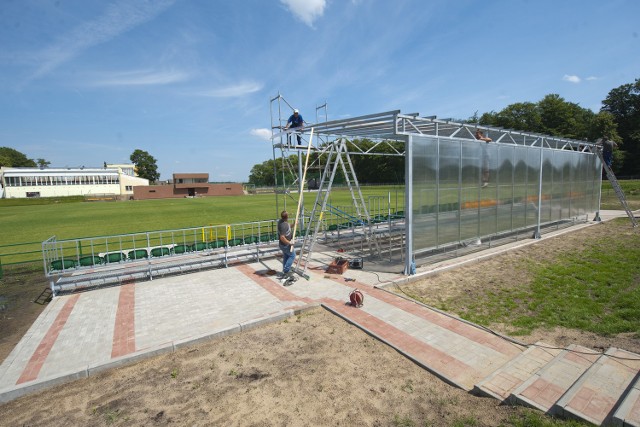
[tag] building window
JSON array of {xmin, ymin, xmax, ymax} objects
[{"xmin": 125, "ymin": 185, "xmax": 133, "ymax": 191}]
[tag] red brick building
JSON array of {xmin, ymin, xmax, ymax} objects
[{"xmin": 133, "ymin": 173, "xmax": 244, "ymax": 200}]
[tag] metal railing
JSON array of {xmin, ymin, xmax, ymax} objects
[{"xmin": 42, "ymin": 219, "xmax": 285, "ymax": 295}]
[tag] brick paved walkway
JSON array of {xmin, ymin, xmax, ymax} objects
[{"xmin": 1, "ymin": 210, "xmax": 636, "ymax": 426}]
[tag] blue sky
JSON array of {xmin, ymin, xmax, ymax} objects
[{"xmin": 1, "ymin": 0, "xmax": 638, "ymax": 182}]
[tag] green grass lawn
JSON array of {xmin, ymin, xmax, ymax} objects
[
  {"xmin": 0, "ymin": 186, "xmax": 405, "ymax": 264},
  {"xmin": 429, "ymin": 218, "xmax": 640, "ymax": 337},
  {"xmin": 1, "ymin": 179, "xmax": 637, "ymax": 265}
]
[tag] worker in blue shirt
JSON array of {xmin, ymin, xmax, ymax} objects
[{"xmin": 284, "ymin": 109, "xmax": 304, "ymax": 145}]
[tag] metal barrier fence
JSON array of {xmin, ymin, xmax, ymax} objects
[
  {"xmin": 40, "ymin": 199, "xmax": 407, "ymax": 295},
  {"xmin": 42, "ymin": 219, "xmax": 285, "ymax": 295},
  {"xmin": 0, "ymin": 241, "xmax": 44, "ymax": 279}
]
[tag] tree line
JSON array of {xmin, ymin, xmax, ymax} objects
[{"xmin": 249, "ymin": 77, "xmax": 639, "ymax": 185}]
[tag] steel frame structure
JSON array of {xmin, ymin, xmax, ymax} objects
[{"xmin": 269, "ymin": 95, "xmax": 600, "ymax": 275}]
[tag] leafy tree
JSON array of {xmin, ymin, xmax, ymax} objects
[
  {"xmin": 589, "ymin": 111, "xmax": 621, "ymax": 142},
  {"xmin": 601, "ymin": 78, "xmax": 640, "ymax": 176},
  {"xmin": 346, "ymin": 139, "xmax": 404, "ymax": 184},
  {"xmin": 479, "ymin": 95, "xmax": 594, "ymax": 140},
  {"xmin": 130, "ymin": 149, "xmax": 160, "ymax": 182},
  {"xmin": 248, "ymin": 155, "xmax": 300, "ymax": 186},
  {"xmin": 249, "ymin": 158, "xmax": 277, "ymax": 186},
  {"xmin": 36, "ymin": 158, "xmax": 51, "ymax": 168},
  {"xmin": 495, "ymin": 102, "xmax": 542, "ymax": 133},
  {"xmin": 537, "ymin": 94, "xmax": 594, "ymax": 139},
  {"xmin": 0, "ymin": 147, "xmax": 37, "ymax": 167}
]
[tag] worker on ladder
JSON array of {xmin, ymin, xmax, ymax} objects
[{"xmin": 596, "ymin": 136, "xmax": 619, "ymax": 169}]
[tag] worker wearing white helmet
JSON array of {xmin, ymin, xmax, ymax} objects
[{"xmin": 284, "ymin": 109, "xmax": 304, "ymax": 145}]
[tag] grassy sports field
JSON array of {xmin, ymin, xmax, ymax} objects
[
  {"xmin": 0, "ymin": 186, "xmax": 405, "ymax": 246},
  {"xmin": 0, "ymin": 180, "xmax": 637, "ymax": 264}
]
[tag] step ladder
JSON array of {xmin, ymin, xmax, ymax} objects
[
  {"xmin": 294, "ymin": 138, "xmax": 380, "ymax": 276},
  {"xmin": 594, "ymin": 147, "xmax": 638, "ymax": 227}
]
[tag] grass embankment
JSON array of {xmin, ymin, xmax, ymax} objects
[{"xmin": 424, "ymin": 218, "xmax": 640, "ymax": 337}]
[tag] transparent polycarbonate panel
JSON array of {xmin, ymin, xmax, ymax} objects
[
  {"xmin": 411, "ymin": 135, "xmax": 438, "ymax": 250},
  {"xmin": 585, "ymin": 153, "xmax": 599, "ymax": 212},
  {"xmin": 525, "ymin": 147, "xmax": 541, "ymax": 228},
  {"xmin": 437, "ymin": 141, "xmax": 462, "ymax": 246},
  {"xmin": 560, "ymin": 151, "xmax": 574, "ymax": 218},
  {"xmin": 512, "ymin": 148, "xmax": 528, "ymax": 230},
  {"xmin": 550, "ymin": 150, "xmax": 565, "ymax": 222},
  {"xmin": 478, "ymin": 142, "xmax": 498, "ymax": 238},
  {"xmin": 540, "ymin": 150, "xmax": 554, "ymax": 224},
  {"xmin": 572, "ymin": 154, "xmax": 585, "ymax": 216},
  {"xmin": 496, "ymin": 145, "xmax": 515, "ymax": 234},
  {"xmin": 459, "ymin": 140, "xmax": 481, "ymax": 242},
  {"xmin": 409, "ymin": 135, "xmax": 600, "ymax": 256}
]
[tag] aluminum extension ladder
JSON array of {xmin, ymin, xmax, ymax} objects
[
  {"xmin": 294, "ymin": 138, "xmax": 380, "ymax": 276},
  {"xmin": 594, "ymin": 148, "xmax": 638, "ymax": 227}
]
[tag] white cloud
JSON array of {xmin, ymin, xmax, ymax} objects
[
  {"xmin": 198, "ymin": 82, "xmax": 263, "ymax": 98},
  {"xmin": 563, "ymin": 74, "xmax": 581, "ymax": 83},
  {"xmin": 91, "ymin": 69, "xmax": 190, "ymax": 86},
  {"xmin": 28, "ymin": 0, "xmax": 176, "ymax": 82},
  {"xmin": 280, "ymin": 0, "xmax": 326, "ymax": 27},
  {"xmin": 586, "ymin": 76, "xmax": 598, "ymax": 81},
  {"xmin": 251, "ymin": 128, "xmax": 272, "ymax": 140}
]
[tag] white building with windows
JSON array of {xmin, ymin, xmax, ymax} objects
[{"xmin": 0, "ymin": 164, "xmax": 149, "ymax": 199}]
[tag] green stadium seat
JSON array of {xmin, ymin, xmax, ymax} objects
[
  {"xmin": 208, "ymin": 240, "xmax": 226, "ymax": 249},
  {"xmin": 259, "ymin": 233, "xmax": 275, "ymax": 242},
  {"xmin": 104, "ymin": 252, "xmax": 126, "ymax": 263},
  {"xmin": 228, "ymin": 238, "xmax": 243, "ymax": 247},
  {"xmin": 127, "ymin": 249, "xmax": 148, "ymax": 260},
  {"xmin": 192, "ymin": 242, "xmax": 208, "ymax": 251},
  {"xmin": 173, "ymin": 244, "xmax": 191, "ymax": 254},
  {"xmin": 243, "ymin": 236, "xmax": 259, "ymax": 244},
  {"xmin": 150, "ymin": 247, "xmax": 170, "ymax": 257},
  {"xmin": 79, "ymin": 255, "xmax": 102, "ymax": 267},
  {"xmin": 51, "ymin": 259, "xmax": 76, "ymax": 270}
]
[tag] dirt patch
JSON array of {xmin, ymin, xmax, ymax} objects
[
  {"xmin": 0, "ymin": 219, "xmax": 638, "ymax": 425},
  {"xmin": 1, "ymin": 308, "xmax": 534, "ymax": 426},
  {"xmin": 0, "ymin": 264, "xmax": 49, "ymax": 362}
]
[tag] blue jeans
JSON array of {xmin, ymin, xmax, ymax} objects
[{"xmin": 280, "ymin": 244, "xmax": 296, "ymax": 273}]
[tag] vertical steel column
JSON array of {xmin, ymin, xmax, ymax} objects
[
  {"xmin": 534, "ymin": 141, "xmax": 544, "ymax": 239},
  {"xmin": 435, "ymin": 136, "xmax": 440, "ymax": 248},
  {"xmin": 298, "ymin": 152, "xmax": 304, "ymax": 229},
  {"xmin": 404, "ymin": 135, "xmax": 414, "ymax": 275},
  {"xmin": 458, "ymin": 139, "xmax": 462, "ymax": 244},
  {"xmin": 593, "ymin": 151, "xmax": 603, "ymax": 221},
  {"xmin": 270, "ymin": 94, "xmax": 280, "ymax": 218}
]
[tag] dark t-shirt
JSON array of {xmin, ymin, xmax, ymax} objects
[
  {"xmin": 278, "ymin": 219, "xmax": 292, "ymax": 245},
  {"xmin": 287, "ymin": 114, "xmax": 304, "ymax": 128},
  {"xmin": 602, "ymin": 139, "xmax": 614, "ymax": 155}
]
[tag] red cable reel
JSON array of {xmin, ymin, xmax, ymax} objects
[{"xmin": 349, "ymin": 289, "xmax": 364, "ymax": 308}]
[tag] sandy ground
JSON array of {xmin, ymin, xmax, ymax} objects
[{"xmin": 0, "ymin": 219, "xmax": 638, "ymax": 426}]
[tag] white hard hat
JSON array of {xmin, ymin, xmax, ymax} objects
[{"xmin": 293, "ymin": 109, "xmax": 299, "ymax": 113}]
